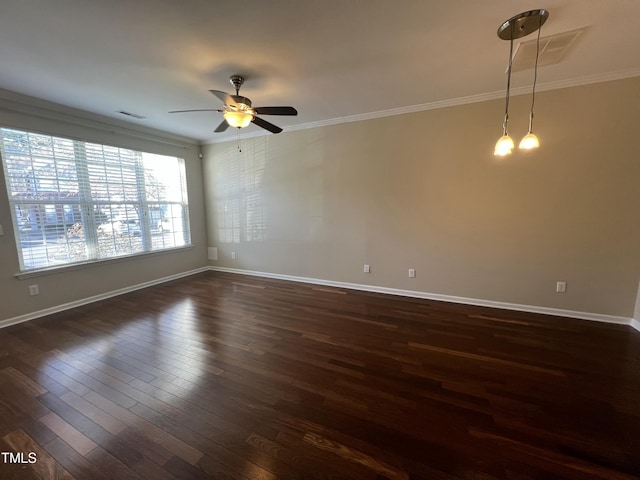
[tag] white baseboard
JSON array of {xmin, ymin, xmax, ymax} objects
[
  {"xmin": 0, "ymin": 267, "xmax": 209, "ymax": 329},
  {"xmin": 210, "ymin": 266, "xmax": 633, "ymax": 327},
  {"xmin": 631, "ymin": 319, "xmax": 640, "ymax": 332}
]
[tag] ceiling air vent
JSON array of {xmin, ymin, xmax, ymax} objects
[
  {"xmin": 510, "ymin": 27, "xmax": 587, "ymax": 72},
  {"xmin": 117, "ymin": 110, "xmax": 146, "ymax": 119}
]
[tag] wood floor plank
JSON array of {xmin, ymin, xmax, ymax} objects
[
  {"xmin": 244, "ymin": 431, "xmax": 327, "ymax": 479},
  {"xmin": 3, "ymin": 428, "xmax": 76, "ymax": 480},
  {"xmin": 0, "ymin": 437, "xmax": 42, "ymax": 480},
  {"xmin": 19, "ymin": 418, "xmax": 57, "ymax": 448},
  {"xmin": 0, "ymin": 271, "xmax": 638, "ymax": 479},
  {"xmin": 9, "ymin": 358, "xmax": 70, "ymax": 398},
  {"xmin": 0, "ymin": 384, "xmax": 51, "ymax": 421},
  {"xmin": 303, "ymin": 431, "xmax": 409, "ymax": 480},
  {"xmin": 38, "ymin": 412, "xmax": 97, "ymax": 457},
  {"xmin": 163, "ymin": 456, "xmax": 212, "ymax": 480},
  {"xmin": 407, "ymin": 342, "xmax": 567, "ymax": 377},
  {"xmin": 0, "ymin": 367, "xmax": 47, "ymax": 397},
  {"xmin": 19, "ymin": 354, "xmax": 91, "ymax": 398},
  {"xmin": 43, "ymin": 358, "xmax": 138, "ymax": 410},
  {"xmin": 58, "ymin": 391, "xmax": 127, "ymax": 436},
  {"xmin": 115, "ymin": 427, "xmax": 174, "ymax": 467},
  {"xmin": 42, "ymin": 437, "xmax": 109, "ymax": 480},
  {"xmin": 81, "ymin": 391, "xmax": 203, "ymax": 466},
  {"xmin": 85, "ymin": 446, "xmax": 143, "ymax": 480}
]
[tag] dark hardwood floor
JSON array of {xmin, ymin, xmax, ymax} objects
[{"xmin": 1, "ymin": 271, "xmax": 639, "ymax": 479}]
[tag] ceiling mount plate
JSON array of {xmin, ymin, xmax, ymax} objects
[
  {"xmin": 498, "ymin": 9, "xmax": 549, "ymax": 40},
  {"xmin": 229, "ymin": 75, "xmax": 245, "ymax": 94}
]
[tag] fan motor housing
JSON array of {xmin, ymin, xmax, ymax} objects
[{"xmin": 230, "ymin": 95, "xmax": 252, "ymax": 108}]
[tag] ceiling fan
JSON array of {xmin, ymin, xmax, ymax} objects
[{"xmin": 169, "ymin": 75, "xmax": 297, "ymax": 134}]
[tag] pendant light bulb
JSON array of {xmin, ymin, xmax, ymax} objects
[
  {"xmin": 519, "ymin": 132, "xmax": 539, "ymax": 150},
  {"xmin": 494, "ymin": 135, "xmax": 514, "ymax": 156},
  {"xmin": 495, "ymin": 110, "xmax": 513, "ymax": 157}
]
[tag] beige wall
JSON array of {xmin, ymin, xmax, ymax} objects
[
  {"xmin": 0, "ymin": 93, "xmax": 208, "ymax": 322},
  {"xmin": 204, "ymin": 77, "xmax": 640, "ymax": 319}
]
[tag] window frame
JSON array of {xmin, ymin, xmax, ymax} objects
[{"xmin": 0, "ymin": 127, "xmax": 192, "ymax": 274}]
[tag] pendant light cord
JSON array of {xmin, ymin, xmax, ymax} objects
[
  {"xmin": 528, "ymin": 16, "xmax": 542, "ymax": 131},
  {"xmin": 503, "ymin": 24, "xmax": 515, "ymax": 135}
]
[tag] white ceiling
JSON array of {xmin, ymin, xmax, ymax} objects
[{"xmin": 1, "ymin": 0, "xmax": 639, "ymax": 144}]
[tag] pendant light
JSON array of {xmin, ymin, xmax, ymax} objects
[
  {"xmin": 519, "ymin": 13, "xmax": 545, "ymax": 150},
  {"xmin": 494, "ymin": 9, "xmax": 549, "ymax": 157},
  {"xmin": 494, "ymin": 25, "xmax": 515, "ymax": 157}
]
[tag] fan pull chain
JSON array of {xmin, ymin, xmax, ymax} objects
[{"xmin": 236, "ymin": 129, "xmax": 242, "ymax": 153}]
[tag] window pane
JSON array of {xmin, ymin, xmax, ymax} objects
[
  {"xmin": 96, "ymin": 202, "xmax": 144, "ymax": 259},
  {"xmin": 142, "ymin": 152, "xmax": 187, "ymax": 202},
  {"xmin": 150, "ymin": 203, "xmax": 190, "ymax": 250}
]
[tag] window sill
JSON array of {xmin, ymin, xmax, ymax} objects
[{"xmin": 14, "ymin": 245, "xmax": 194, "ymax": 280}]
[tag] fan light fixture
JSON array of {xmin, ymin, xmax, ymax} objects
[
  {"xmin": 169, "ymin": 74, "xmax": 298, "ymax": 134},
  {"xmin": 224, "ymin": 109, "xmax": 254, "ymax": 128},
  {"xmin": 494, "ymin": 9, "xmax": 548, "ymax": 157}
]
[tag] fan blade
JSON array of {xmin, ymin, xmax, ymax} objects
[
  {"xmin": 209, "ymin": 90, "xmax": 237, "ymax": 107},
  {"xmin": 169, "ymin": 109, "xmax": 223, "ymax": 113},
  {"xmin": 253, "ymin": 106, "xmax": 298, "ymax": 116},
  {"xmin": 214, "ymin": 120, "xmax": 229, "ymax": 133},
  {"xmin": 252, "ymin": 116, "xmax": 283, "ymax": 134}
]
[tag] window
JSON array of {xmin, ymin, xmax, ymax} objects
[{"xmin": 0, "ymin": 127, "xmax": 191, "ymax": 272}]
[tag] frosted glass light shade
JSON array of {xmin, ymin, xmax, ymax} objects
[
  {"xmin": 494, "ymin": 135, "xmax": 514, "ymax": 156},
  {"xmin": 519, "ymin": 132, "xmax": 540, "ymax": 150},
  {"xmin": 224, "ymin": 111, "xmax": 253, "ymax": 128}
]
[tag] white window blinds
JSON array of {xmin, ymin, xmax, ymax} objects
[{"xmin": 0, "ymin": 127, "xmax": 191, "ymax": 272}]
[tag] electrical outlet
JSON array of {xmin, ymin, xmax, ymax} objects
[
  {"xmin": 363, "ymin": 264, "xmax": 370, "ymax": 273},
  {"xmin": 556, "ymin": 281, "xmax": 567, "ymax": 293},
  {"xmin": 231, "ymin": 251, "xmax": 236, "ymax": 260},
  {"xmin": 408, "ymin": 268, "xmax": 416, "ymax": 278},
  {"xmin": 28, "ymin": 284, "xmax": 39, "ymax": 296}
]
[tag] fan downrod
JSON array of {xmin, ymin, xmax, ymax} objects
[{"xmin": 229, "ymin": 75, "xmax": 245, "ymax": 95}]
